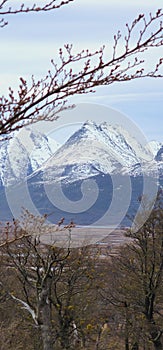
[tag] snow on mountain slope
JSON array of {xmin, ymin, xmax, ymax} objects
[
  {"xmin": 155, "ymin": 145, "xmax": 163, "ymax": 161},
  {"xmin": 119, "ymin": 141, "xmax": 163, "ymax": 177},
  {"xmin": 1, "ymin": 121, "xmax": 162, "ymax": 187},
  {"xmin": 43, "ymin": 121, "xmax": 120, "ymax": 173},
  {"xmin": 38, "ymin": 120, "xmax": 156, "ymax": 184},
  {"xmin": 155, "ymin": 145, "xmax": 163, "ymax": 174},
  {"xmin": 147, "ymin": 140, "xmax": 162, "ymax": 157},
  {"xmin": 97, "ymin": 122, "xmax": 152, "ymax": 163},
  {"xmin": 0, "ymin": 128, "xmax": 60, "ymax": 187},
  {"xmin": 17, "ymin": 127, "xmax": 59, "ymax": 171}
]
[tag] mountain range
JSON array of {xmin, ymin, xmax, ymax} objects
[
  {"xmin": 28, "ymin": 120, "xmax": 163, "ymax": 185},
  {"xmin": 0, "ymin": 121, "xmax": 162, "ymax": 226}
]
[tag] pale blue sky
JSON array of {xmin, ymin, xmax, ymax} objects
[{"xmin": 0, "ymin": 0, "xmax": 163, "ymax": 141}]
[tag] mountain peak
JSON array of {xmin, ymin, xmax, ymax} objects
[
  {"xmin": 0, "ymin": 128, "xmax": 59, "ymax": 187},
  {"xmin": 42, "ymin": 120, "xmax": 155, "ymax": 182},
  {"xmin": 83, "ymin": 120, "xmax": 98, "ymax": 128}
]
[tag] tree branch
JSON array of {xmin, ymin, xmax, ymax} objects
[
  {"xmin": 0, "ymin": 9, "xmax": 162, "ymax": 137},
  {"xmin": 0, "ymin": 0, "xmax": 75, "ymax": 27}
]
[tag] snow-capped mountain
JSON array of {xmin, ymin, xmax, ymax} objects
[
  {"xmin": 1, "ymin": 120, "xmax": 162, "ymax": 225},
  {"xmin": 0, "ymin": 128, "xmax": 59, "ymax": 187},
  {"xmin": 34, "ymin": 120, "xmax": 158, "ymax": 184},
  {"xmin": 1, "ymin": 121, "xmax": 162, "ymax": 187},
  {"xmin": 124, "ymin": 141, "xmax": 163, "ymax": 177},
  {"xmin": 22, "ymin": 120, "xmax": 162, "ymax": 227}
]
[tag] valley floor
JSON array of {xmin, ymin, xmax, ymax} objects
[{"xmin": 40, "ymin": 226, "xmax": 131, "ymax": 251}]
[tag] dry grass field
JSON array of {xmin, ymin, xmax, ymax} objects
[{"xmin": 40, "ymin": 226, "xmax": 132, "ymax": 251}]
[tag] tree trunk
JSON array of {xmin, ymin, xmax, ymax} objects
[
  {"xmin": 94, "ymin": 325, "xmax": 102, "ymax": 350},
  {"xmin": 40, "ymin": 302, "xmax": 53, "ymax": 350},
  {"xmin": 60, "ymin": 328, "xmax": 72, "ymax": 350},
  {"xmin": 131, "ymin": 343, "xmax": 139, "ymax": 350},
  {"xmin": 145, "ymin": 293, "xmax": 163, "ymax": 350},
  {"xmin": 149, "ymin": 323, "xmax": 162, "ymax": 350},
  {"xmin": 125, "ymin": 334, "xmax": 129, "ymax": 350},
  {"xmin": 38, "ymin": 279, "xmax": 53, "ymax": 350},
  {"xmin": 152, "ymin": 334, "xmax": 163, "ymax": 350}
]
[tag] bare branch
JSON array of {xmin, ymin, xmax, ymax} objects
[
  {"xmin": 0, "ymin": 9, "xmax": 163, "ymax": 138},
  {"xmin": 10, "ymin": 293, "xmax": 38, "ymax": 325},
  {"xmin": 0, "ymin": 0, "xmax": 75, "ymax": 27}
]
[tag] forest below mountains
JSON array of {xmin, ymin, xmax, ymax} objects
[{"xmin": 0, "ymin": 195, "xmax": 163, "ymax": 350}]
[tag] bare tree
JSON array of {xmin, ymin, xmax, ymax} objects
[
  {"xmin": 101, "ymin": 199, "xmax": 163, "ymax": 350},
  {"xmin": 0, "ymin": 2, "xmax": 162, "ymax": 137},
  {"xmin": 0, "ymin": 217, "xmax": 100, "ymax": 350}
]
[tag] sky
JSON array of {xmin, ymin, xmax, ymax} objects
[{"xmin": 0, "ymin": 0, "xmax": 163, "ymax": 142}]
